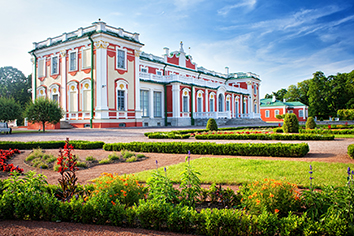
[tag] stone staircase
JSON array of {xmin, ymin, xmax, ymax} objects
[
  {"xmin": 60, "ymin": 121, "xmax": 74, "ymax": 129},
  {"xmin": 194, "ymin": 118, "xmax": 268, "ymax": 127}
]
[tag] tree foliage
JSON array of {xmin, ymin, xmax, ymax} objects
[
  {"xmin": 283, "ymin": 113, "xmax": 299, "ymax": 133},
  {"xmin": 0, "ymin": 67, "xmax": 32, "ymax": 108},
  {"xmin": 24, "ymin": 98, "xmax": 64, "ymax": 132},
  {"xmin": 264, "ymin": 88, "xmax": 288, "ymax": 101},
  {"xmin": 0, "ymin": 97, "xmax": 22, "ymax": 122}
]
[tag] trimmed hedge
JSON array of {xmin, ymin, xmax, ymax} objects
[
  {"xmin": 0, "ymin": 140, "xmax": 105, "ymax": 150},
  {"xmin": 103, "ymin": 141, "xmax": 309, "ymax": 157},
  {"xmin": 348, "ymin": 144, "xmax": 354, "ymax": 159},
  {"xmin": 145, "ymin": 132, "xmax": 190, "ymax": 139},
  {"xmin": 300, "ymin": 129, "xmax": 354, "ymax": 134},
  {"xmin": 195, "ymin": 133, "xmax": 334, "ymax": 141}
]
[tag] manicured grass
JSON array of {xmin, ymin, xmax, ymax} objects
[
  {"xmin": 12, "ymin": 130, "xmax": 45, "ymax": 134},
  {"xmin": 334, "ymin": 134, "xmax": 354, "ymax": 138},
  {"xmin": 134, "ymin": 157, "xmax": 354, "ymax": 188}
]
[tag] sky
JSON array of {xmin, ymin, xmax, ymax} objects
[{"xmin": 1, "ymin": 0, "xmax": 353, "ymax": 98}]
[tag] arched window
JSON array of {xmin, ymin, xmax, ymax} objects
[
  {"xmin": 197, "ymin": 90, "xmax": 204, "ymax": 113},
  {"xmin": 81, "ymin": 80, "xmax": 91, "ymax": 112},
  {"xmin": 49, "ymin": 84, "xmax": 60, "ymax": 105},
  {"xmin": 116, "ymin": 80, "xmax": 128, "ymax": 111},
  {"xmin": 218, "ymin": 94, "xmax": 224, "ymax": 112},
  {"xmin": 209, "ymin": 92, "xmax": 215, "ymax": 112},
  {"xmin": 226, "ymin": 95, "xmax": 231, "ymax": 111},
  {"xmin": 37, "ymin": 86, "xmax": 47, "ymax": 99},
  {"xmin": 182, "ymin": 88, "xmax": 190, "ymax": 113},
  {"xmin": 67, "ymin": 82, "xmax": 78, "ymax": 113}
]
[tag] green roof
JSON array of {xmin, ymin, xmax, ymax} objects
[{"xmin": 260, "ymin": 98, "xmax": 307, "ymax": 107}]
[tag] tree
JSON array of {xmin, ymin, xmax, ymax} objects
[
  {"xmin": 0, "ymin": 67, "xmax": 32, "ymax": 108},
  {"xmin": 264, "ymin": 89, "xmax": 287, "ymax": 101},
  {"xmin": 0, "ymin": 97, "xmax": 22, "ymax": 122},
  {"xmin": 308, "ymin": 71, "xmax": 330, "ymax": 118},
  {"xmin": 24, "ymin": 98, "xmax": 64, "ymax": 132},
  {"xmin": 283, "ymin": 113, "xmax": 299, "ymax": 133}
]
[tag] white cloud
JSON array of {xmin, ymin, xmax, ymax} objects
[
  {"xmin": 218, "ymin": 0, "xmax": 257, "ymax": 16},
  {"xmin": 173, "ymin": 0, "xmax": 205, "ymax": 10}
]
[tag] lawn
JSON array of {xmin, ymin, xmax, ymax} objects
[{"xmin": 134, "ymin": 157, "xmax": 354, "ymax": 188}]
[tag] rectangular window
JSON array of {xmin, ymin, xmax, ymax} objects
[
  {"xmin": 52, "ymin": 94, "xmax": 59, "ymax": 103},
  {"xmin": 226, "ymin": 100, "xmax": 230, "ymax": 111},
  {"xmin": 140, "ymin": 90, "xmax": 149, "ymax": 117},
  {"xmin": 82, "ymin": 48, "xmax": 91, "ymax": 69},
  {"xmin": 288, "ymin": 110, "xmax": 293, "ymax": 113},
  {"xmin": 210, "ymin": 99, "xmax": 214, "ymax": 112},
  {"xmin": 69, "ymin": 51, "xmax": 77, "ymax": 71},
  {"xmin": 141, "ymin": 68, "xmax": 147, "ymax": 73},
  {"xmin": 299, "ymin": 110, "xmax": 304, "ymax": 118},
  {"xmin": 153, "ymin": 91, "xmax": 161, "ymax": 117},
  {"xmin": 38, "ymin": 59, "xmax": 46, "ymax": 77},
  {"xmin": 183, "ymin": 96, "xmax": 188, "ymax": 112},
  {"xmin": 156, "ymin": 71, "xmax": 162, "ymax": 75},
  {"xmin": 117, "ymin": 49, "xmax": 126, "ymax": 69},
  {"xmin": 197, "ymin": 97, "xmax": 202, "ymax": 112},
  {"xmin": 117, "ymin": 90, "xmax": 125, "ymax": 111},
  {"xmin": 274, "ymin": 110, "xmax": 279, "ymax": 117},
  {"xmin": 265, "ymin": 110, "xmax": 270, "ymax": 118},
  {"xmin": 51, "ymin": 56, "xmax": 58, "ymax": 75}
]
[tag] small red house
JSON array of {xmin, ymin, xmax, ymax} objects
[{"xmin": 260, "ymin": 97, "xmax": 308, "ymax": 122}]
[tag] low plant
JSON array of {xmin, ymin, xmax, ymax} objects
[
  {"xmin": 98, "ymin": 158, "xmax": 112, "ymax": 164},
  {"xmin": 85, "ymin": 156, "xmax": 96, "ymax": 161},
  {"xmin": 239, "ymin": 178, "xmax": 302, "ymax": 217},
  {"xmin": 25, "ymin": 148, "xmax": 57, "ymax": 169},
  {"xmin": 122, "ymin": 150, "xmax": 134, "ymax": 159},
  {"xmin": 108, "ymin": 152, "xmax": 120, "ymax": 160},
  {"xmin": 126, "ymin": 156, "xmax": 137, "ymax": 162},
  {"xmin": 348, "ymin": 144, "xmax": 354, "ymax": 159},
  {"xmin": 206, "ymin": 118, "xmax": 218, "ymax": 131},
  {"xmin": 306, "ymin": 117, "xmax": 316, "ymax": 129}
]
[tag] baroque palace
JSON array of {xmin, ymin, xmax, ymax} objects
[{"xmin": 29, "ymin": 20, "xmax": 261, "ymax": 128}]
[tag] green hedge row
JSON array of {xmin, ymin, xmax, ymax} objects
[
  {"xmin": 0, "ymin": 140, "xmax": 105, "ymax": 150},
  {"xmin": 195, "ymin": 133, "xmax": 334, "ymax": 141},
  {"xmin": 144, "ymin": 132, "xmax": 190, "ymax": 139},
  {"xmin": 300, "ymin": 129, "xmax": 354, "ymax": 134},
  {"xmin": 348, "ymin": 144, "xmax": 354, "ymax": 159},
  {"xmin": 103, "ymin": 142, "xmax": 309, "ymax": 157}
]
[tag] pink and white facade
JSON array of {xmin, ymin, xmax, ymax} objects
[{"xmin": 30, "ymin": 21, "xmax": 261, "ymax": 128}]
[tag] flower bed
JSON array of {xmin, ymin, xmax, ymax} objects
[
  {"xmin": 0, "ymin": 149, "xmax": 23, "ymax": 173},
  {"xmin": 103, "ymin": 141, "xmax": 309, "ymax": 157},
  {"xmin": 300, "ymin": 129, "xmax": 354, "ymax": 134}
]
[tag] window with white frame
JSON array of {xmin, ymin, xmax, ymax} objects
[
  {"xmin": 235, "ymin": 99, "xmax": 239, "ymax": 115},
  {"xmin": 218, "ymin": 94, "xmax": 224, "ymax": 112},
  {"xmin": 183, "ymin": 96, "xmax": 188, "ymax": 112},
  {"xmin": 69, "ymin": 51, "xmax": 77, "ymax": 71},
  {"xmin": 51, "ymin": 55, "xmax": 59, "ymax": 75},
  {"xmin": 117, "ymin": 90, "xmax": 125, "ymax": 111},
  {"xmin": 38, "ymin": 59, "xmax": 46, "ymax": 78},
  {"xmin": 156, "ymin": 70, "xmax": 162, "ymax": 76},
  {"xmin": 153, "ymin": 91, "xmax": 162, "ymax": 117},
  {"xmin": 254, "ymin": 84, "xmax": 257, "ymax": 95},
  {"xmin": 299, "ymin": 110, "xmax": 304, "ymax": 118},
  {"xmin": 197, "ymin": 97, "xmax": 202, "ymax": 112},
  {"xmin": 50, "ymin": 84, "xmax": 60, "ymax": 105},
  {"xmin": 141, "ymin": 67, "xmax": 147, "ymax": 73},
  {"xmin": 274, "ymin": 110, "xmax": 279, "ymax": 117},
  {"xmin": 68, "ymin": 83, "xmax": 78, "ymax": 112},
  {"xmin": 117, "ymin": 49, "xmax": 126, "ymax": 69},
  {"xmin": 140, "ymin": 90, "xmax": 149, "ymax": 116},
  {"xmin": 82, "ymin": 48, "xmax": 91, "ymax": 69},
  {"xmin": 288, "ymin": 110, "xmax": 293, "ymax": 113},
  {"xmin": 265, "ymin": 110, "xmax": 270, "ymax": 118},
  {"xmin": 209, "ymin": 94, "xmax": 215, "ymax": 112},
  {"xmin": 82, "ymin": 81, "xmax": 91, "ymax": 112}
]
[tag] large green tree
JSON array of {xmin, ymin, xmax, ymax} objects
[
  {"xmin": 308, "ymin": 71, "xmax": 330, "ymax": 118},
  {"xmin": 0, "ymin": 67, "xmax": 32, "ymax": 108},
  {"xmin": 24, "ymin": 98, "xmax": 64, "ymax": 132},
  {"xmin": 0, "ymin": 97, "xmax": 22, "ymax": 122},
  {"xmin": 264, "ymin": 88, "xmax": 288, "ymax": 101},
  {"xmin": 283, "ymin": 79, "xmax": 310, "ymax": 105}
]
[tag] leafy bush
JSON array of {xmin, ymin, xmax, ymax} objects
[
  {"xmin": 85, "ymin": 156, "xmax": 96, "ymax": 161},
  {"xmin": 108, "ymin": 152, "xmax": 120, "ymax": 160},
  {"xmin": 276, "ymin": 114, "xmax": 285, "ymax": 120},
  {"xmin": 337, "ymin": 109, "xmax": 354, "ymax": 120},
  {"xmin": 126, "ymin": 156, "xmax": 137, "ymax": 162},
  {"xmin": 348, "ymin": 144, "xmax": 354, "ymax": 159},
  {"xmin": 146, "ymin": 132, "xmax": 190, "ymax": 139},
  {"xmin": 0, "ymin": 140, "xmax": 105, "ymax": 150},
  {"xmin": 283, "ymin": 113, "xmax": 299, "ymax": 133},
  {"xmin": 306, "ymin": 117, "xmax": 316, "ymax": 129},
  {"xmin": 273, "ymin": 128, "xmax": 283, "ymax": 133},
  {"xmin": 239, "ymin": 179, "xmax": 302, "ymax": 217},
  {"xmin": 98, "ymin": 158, "xmax": 111, "ymax": 164},
  {"xmin": 206, "ymin": 118, "xmax": 218, "ymax": 131},
  {"xmin": 103, "ymin": 141, "xmax": 310, "ymax": 157}
]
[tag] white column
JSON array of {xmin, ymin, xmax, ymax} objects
[
  {"xmin": 172, "ymin": 83, "xmax": 180, "ymax": 118},
  {"xmin": 31, "ymin": 57, "xmax": 36, "ymax": 102},
  {"xmin": 60, "ymin": 50, "xmax": 67, "ymax": 120},
  {"xmin": 135, "ymin": 50, "xmax": 141, "ymax": 119},
  {"xmin": 231, "ymin": 94, "xmax": 234, "ymax": 118},
  {"xmin": 205, "ymin": 88, "xmax": 208, "ymax": 113},
  {"xmin": 94, "ymin": 40, "xmax": 109, "ymax": 119},
  {"xmin": 149, "ymin": 89, "xmax": 154, "ymax": 118}
]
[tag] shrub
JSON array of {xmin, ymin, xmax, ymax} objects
[
  {"xmin": 276, "ymin": 114, "xmax": 285, "ymax": 120},
  {"xmin": 239, "ymin": 179, "xmax": 302, "ymax": 217},
  {"xmin": 85, "ymin": 156, "xmax": 96, "ymax": 161},
  {"xmin": 25, "ymin": 148, "xmax": 57, "ymax": 169},
  {"xmin": 348, "ymin": 144, "xmax": 354, "ymax": 159},
  {"xmin": 283, "ymin": 113, "xmax": 299, "ymax": 133},
  {"xmin": 126, "ymin": 156, "xmax": 137, "ymax": 162},
  {"xmin": 122, "ymin": 150, "xmax": 134, "ymax": 159},
  {"xmin": 300, "ymin": 129, "xmax": 354, "ymax": 134},
  {"xmin": 273, "ymin": 128, "xmax": 283, "ymax": 133},
  {"xmin": 108, "ymin": 152, "xmax": 120, "ymax": 160},
  {"xmin": 306, "ymin": 117, "xmax": 316, "ymax": 129},
  {"xmin": 206, "ymin": 118, "xmax": 218, "ymax": 131},
  {"xmin": 136, "ymin": 154, "xmax": 145, "ymax": 159},
  {"xmin": 103, "ymin": 141, "xmax": 310, "ymax": 157},
  {"xmin": 194, "ymin": 133, "xmax": 334, "ymax": 141},
  {"xmin": 99, "ymin": 158, "xmax": 111, "ymax": 164}
]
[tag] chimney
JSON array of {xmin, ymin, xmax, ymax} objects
[
  {"xmin": 272, "ymin": 95, "xmax": 276, "ymax": 102},
  {"xmin": 225, "ymin": 67, "xmax": 229, "ymax": 76},
  {"xmin": 163, "ymin": 47, "xmax": 169, "ymax": 56}
]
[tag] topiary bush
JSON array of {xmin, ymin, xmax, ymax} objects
[
  {"xmin": 306, "ymin": 117, "xmax": 316, "ymax": 129},
  {"xmin": 206, "ymin": 118, "xmax": 218, "ymax": 131},
  {"xmin": 348, "ymin": 144, "xmax": 354, "ymax": 159},
  {"xmin": 283, "ymin": 113, "xmax": 299, "ymax": 133}
]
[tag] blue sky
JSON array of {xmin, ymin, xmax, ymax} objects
[{"xmin": 1, "ymin": 0, "xmax": 353, "ymax": 97}]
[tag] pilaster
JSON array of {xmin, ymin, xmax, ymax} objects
[
  {"xmin": 60, "ymin": 50, "xmax": 67, "ymax": 120},
  {"xmin": 135, "ymin": 50, "xmax": 142, "ymax": 119},
  {"xmin": 172, "ymin": 83, "xmax": 180, "ymax": 118}
]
